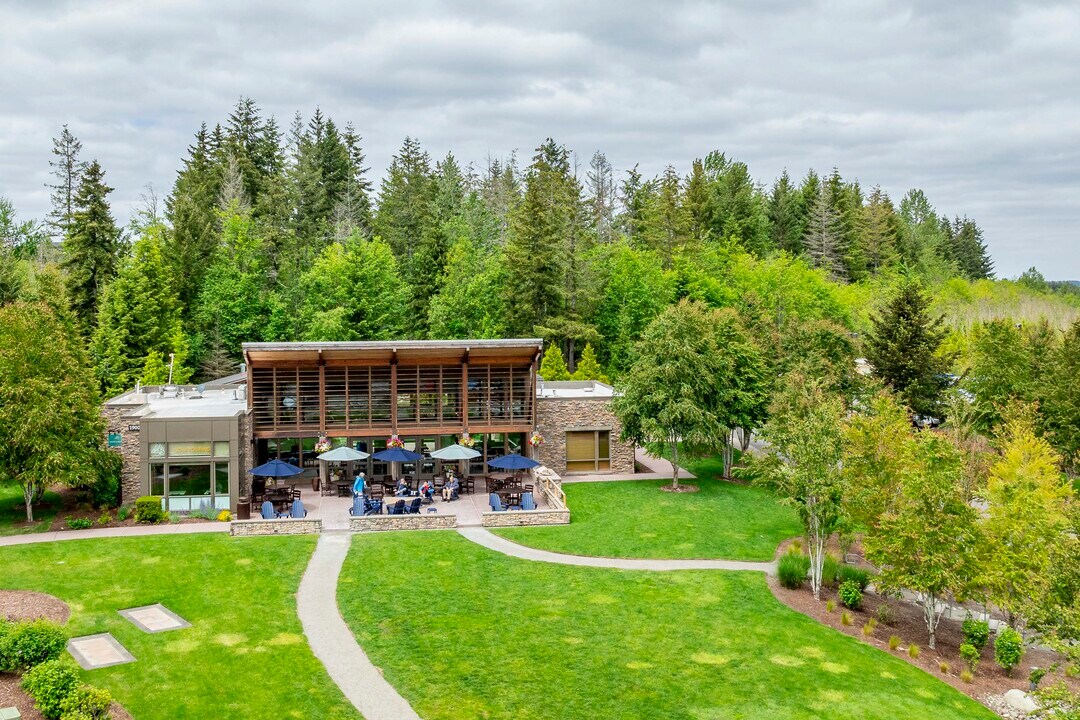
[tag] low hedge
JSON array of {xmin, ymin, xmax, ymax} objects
[
  {"xmin": 134, "ymin": 496, "xmax": 167, "ymax": 524},
  {"xmin": 0, "ymin": 618, "xmax": 67, "ymax": 673},
  {"xmin": 22, "ymin": 659, "xmax": 79, "ymax": 719}
]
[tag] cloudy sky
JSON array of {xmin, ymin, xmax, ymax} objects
[{"xmin": 1, "ymin": 0, "xmax": 1077, "ymax": 278}]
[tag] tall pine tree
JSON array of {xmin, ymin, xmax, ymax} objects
[
  {"xmin": 62, "ymin": 160, "xmax": 122, "ymax": 332},
  {"xmin": 46, "ymin": 125, "xmax": 85, "ymax": 239}
]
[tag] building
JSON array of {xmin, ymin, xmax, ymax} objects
[{"xmin": 104, "ymin": 339, "xmax": 635, "ymax": 510}]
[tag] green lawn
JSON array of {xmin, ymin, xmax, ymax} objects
[
  {"xmin": 0, "ymin": 534, "xmax": 359, "ymax": 720},
  {"xmin": 493, "ymin": 477, "xmax": 801, "ymax": 561},
  {"xmin": 339, "ymin": 531, "xmax": 994, "ymax": 720},
  {"xmin": 0, "ymin": 482, "xmax": 61, "ymax": 535}
]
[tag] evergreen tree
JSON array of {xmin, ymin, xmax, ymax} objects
[
  {"xmin": 1039, "ymin": 319, "xmax": 1080, "ymax": 472},
  {"xmin": 571, "ymin": 342, "xmax": 609, "ymax": 383},
  {"xmin": 617, "ymin": 165, "xmax": 653, "ymax": 248},
  {"xmin": 683, "ymin": 158, "xmax": 710, "ymax": 245},
  {"xmin": 538, "ymin": 343, "xmax": 571, "ymax": 381},
  {"xmin": 864, "ymin": 281, "xmax": 954, "ymax": 418},
  {"xmin": 702, "ymin": 152, "xmax": 771, "ymax": 254},
  {"xmin": 802, "ymin": 182, "xmax": 845, "ymax": 279},
  {"xmin": 585, "ymin": 151, "xmax": 616, "ymax": 244},
  {"xmin": 62, "ymin": 160, "xmax": 122, "ymax": 331},
  {"xmin": 335, "ymin": 121, "xmax": 374, "ymax": 238},
  {"xmin": 641, "ymin": 165, "xmax": 691, "ymax": 267},
  {"xmin": 375, "ymin": 136, "xmax": 435, "ymax": 261},
  {"xmin": 947, "ymin": 216, "xmax": 994, "ymax": 280},
  {"xmin": 408, "ymin": 153, "xmax": 467, "ymax": 334},
  {"xmin": 165, "ymin": 124, "xmax": 221, "ymax": 315},
  {"xmin": 90, "ymin": 225, "xmax": 184, "ymax": 395},
  {"xmin": 768, "ymin": 170, "xmax": 805, "ymax": 255},
  {"xmin": 859, "ymin": 186, "xmax": 902, "ymax": 273},
  {"xmin": 46, "ymin": 125, "xmax": 85, "ymax": 239},
  {"xmin": 426, "ymin": 232, "xmax": 507, "ymax": 339},
  {"xmin": 290, "ymin": 109, "xmax": 353, "ymax": 247},
  {"xmin": 479, "ymin": 153, "xmax": 520, "ymax": 243},
  {"xmin": 832, "ymin": 173, "xmax": 867, "ymax": 280}
]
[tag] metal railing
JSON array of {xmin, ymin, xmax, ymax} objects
[{"xmin": 529, "ymin": 466, "xmax": 567, "ymax": 510}]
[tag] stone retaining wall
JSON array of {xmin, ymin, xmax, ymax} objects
[
  {"xmin": 230, "ymin": 518, "xmax": 323, "ymax": 536},
  {"xmin": 350, "ymin": 514, "xmax": 457, "ymax": 532},
  {"xmin": 482, "ymin": 509, "xmax": 570, "ymax": 527}
]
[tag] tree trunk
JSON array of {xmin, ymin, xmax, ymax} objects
[
  {"xmin": 722, "ymin": 430, "xmax": 734, "ymax": 479},
  {"xmin": 739, "ymin": 427, "xmax": 752, "ymax": 452},
  {"xmin": 23, "ymin": 483, "xmax": 34, "ymax": 523},
  {"xmin": 923, "ymin": 593, "xmax": 939, "ymax": 649},
  {"xmin": 670, "ymin": 438, "xmax": 680, "ymax": 490},
  {"xmin": 566, "ymin": 338, "xmax": 576, "ymax": 374},
  {"xmin": 807, "ymin": 496, "xmax": 824, "ymax": 600}
]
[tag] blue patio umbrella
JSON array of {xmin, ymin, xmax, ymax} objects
[
  {"xmin": 486, "ymin": 453, "xmax": 540, "ymax": 470},
  {"xmin": 372, "ymin": 447, "xmax": 423, "ymax": 463},
  {"xmin": 247, "ymin": 459, "xmax": 303, "ymax": 477}
]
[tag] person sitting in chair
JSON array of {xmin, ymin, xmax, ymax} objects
[
  {"xmin": 419, "ymin": 479, "xmax": 434, "ymax": 502},
  {"xmin": 442, "ymin": 474, "xmax": 459, "ymax": 501},
  {"xmin": 394, "ymin": 476, "xmax": 410, "ymax": 496},
  {"xmin": 352, "ymin": 471, "xmax": 366, "ymax": 497}
]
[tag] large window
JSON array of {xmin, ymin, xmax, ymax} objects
[
  {"xmin": 148, "ymin": 460, "xmax": 230, "ymax": 512},
  {"xmin": 566, "ymin": 430, "xmax": 611, "ymax": 473}
]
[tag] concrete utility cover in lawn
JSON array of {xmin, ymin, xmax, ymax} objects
[
  {"xmin": 67, "ymin": 633, "xmax": 135, "ymax": 670},
  {"xmin": 119, "ymin": 604, "xmax": 190, "ymax": 633}
]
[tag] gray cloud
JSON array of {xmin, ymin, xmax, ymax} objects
[{"xmin": 0, "ymin": 0, "xmax": 1076, "ymax": 277}]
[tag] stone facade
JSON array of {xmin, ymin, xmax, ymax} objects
[
  {"xmin": 482, "ymin": 509, "xmax": 570, "ymax": 527},
  {"xmin": 101, "ymin": 404, "xmax": 143, "ymax": 505},
  {"xmin": 350, "ymin": 514, "xmax": 457, "ymax": 532},
  {"xmin": 535, "ymin": 397, "xmax": 635, "ymax": 476},
  {"xmin": 230, "ymin": 518, "xmax": 323, "ymax": 536},
  {"xmin": 238, "ymin": 410, "xmax": 253, "ymax": 497}
]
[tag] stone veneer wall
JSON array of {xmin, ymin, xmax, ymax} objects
[
  {"xmin": 101, "ymin": 405, "xmax": 143, "ymax": 505},
  {"xmin": 350, "ymin": 514, "xmax": 457, "ymax": 532},
  {"xmin": 535, "ymin": 397, "xmax": 635, "ymax": 476},
  {"xmin": 482, "ymin": 509, "xmax": 570, "ymax": 527},
  {"xmin": 238, "ymin": 410, "xmax": 253, "ymax": 498},
  {"xmin": 230, "ymin": 518, "xmax": 322, "ymax": 536}
]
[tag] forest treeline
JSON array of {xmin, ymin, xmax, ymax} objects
[{"xmin": 1, "ymin": 97, "xmax": 1077, "ymax": 399}]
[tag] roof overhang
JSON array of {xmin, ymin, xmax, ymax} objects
[{"xmin": 243, "ymin": 339, "xmax": 543, "ymax": 366}]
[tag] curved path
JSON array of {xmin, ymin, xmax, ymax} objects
[
  {"xmin": 297, "ymin": 532, "xmax": 422, "ymax": 720},
  {"xmin": 457, "ymin": 526, "xmax": 776, "ymax": 574}
]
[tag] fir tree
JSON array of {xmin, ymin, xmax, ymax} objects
[
  {"xmin": 539, "ymin": 343, "xmax": 571, "ymax": 380},
  {"xmin": 641, "ymin": 165, "xmax": 690, "ymax": 267},
  {"xmin": 947, "ymin": 216, "xmax": 994, "ymax": 280},
  {"xmin": 571, "ymin": 343, "xmax": 609, "ymax": 383},
  {"xmin": 375, "ymin": 136, "xmax": 435, "ymax": 261},
  {"xmin": 408, "ymin": 153, "xmax": 467, "ymax": 334},
  {"xmin": 864, "ymin": 281, "xmax": 954, "ymax": 418},
  {"xmin": 617, "ymin": 165, "xmax": 653, "ymax": 248},
  {"xmin": 683, "ymin": 158, "xmax": 710, "ymax": 244},
  {"xmin": 802, "ymin": 182, "xmax": 845, "ymax": 280},
  {"xmin": 46, "ymin": 125, "xmax": 86, "ymax": 239},
  {"xmin": 859, "ymin": 186, "xmax": 902, "ymax": 273},
  {"xmin": 702, "ymin": 151, "xmax": 771, "ymax": 255},
  {"xmin": 768, "ymin": 170, "xmax": 805, "ymax": 255},
  {"xmin": 62, "ymin": 160, "xmax": 122, "ymax": 331},
  {"xmin": 586, "ymin": 151, "xmax": 616, "ymax": 244}
]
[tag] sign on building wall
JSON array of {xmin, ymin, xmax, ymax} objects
[
  {"xmin": 107, "ymin": 433, "xmax": 122, "ymax": 448},
  {"xmin": 168, "ymin": 442, "xmax": 213, "ymax": 457}
]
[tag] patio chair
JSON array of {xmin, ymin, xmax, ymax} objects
[
  {"xmin": 289, "ymin": 499, "xmax": 308, "ymax": 518},
  {"xmin": 405, "ymin": 498, "xmax": 422, "ymax": 514},
  {"xmin": 369, "ymin": 484, "xmax": 384, "ymax": 499},
  {"xmin": 292, "ymin": 488, "xmax": 302, "ymax": 501},
  {"xmin": 520, "ymin": 492, "xmax": 537, "ymax": 511},
  {"xmin": 462, "ymin": 477, "xmax": 474, "ymax": 495},
  {"xmin": 260, "ymin": 501, "xmax": 278, "ymax": 520},
  {"xmin": 364, "ymin": 498, "xmax": 383, "ymax": 516},
  {"xmin": 489, "ymin": 493, "xmax": 507, "ymax": 512},
  {"xmin": 385, "ymin": 499, "xmax": 406, "ymax": 515},
  {"xmin": 349, "ymin": 495, "xmax": 365, "ymax": 516},
  {"xmin": 251, "ymin": 478, "xmax": 266, "ymax": 504}
]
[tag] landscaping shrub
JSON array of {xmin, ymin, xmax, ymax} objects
[
  {"xmin": 95, "ymin": 510, "xmax": 111, "ymax": 526},
  {"xmin": 961, "ymin": 616, "xmax": 990, "ymax": 650},
  {"xmin": 87, "ymin": 449, "xmax": 121, "ymax": 508},
  {"xmin": 133, "ymin": 496, "xmax": 167, "ymax": 524},
  {"xmin": 777, "ymin": 551, "xmax": 810, "ymax": 590},
  {"xmin": 838, "ymin": 580, "xmax": 862, "ymax": 610},
  {"xmin": 216, "ymin": 510, "xmax": 232, "ymax": 522},
  {"xmin": 908, "ymin": 644, "xmax": 920, "ymax": 659},
  {"xmin": 66, "ymin": 517, "xmax": 93, "ymax": 530},
  {"xmin": 821, "ymin": 554, "xmax": 840, "ymax": 587},
  {"xmin": 875, "ymin": 603, "xmax": 893, "ymax": 626},
  {"xmin": 994, "ymin": 628, "xmax": 1024, "ymax": 676},
  {"xmin": 825, "ymin": 600, "xmax": 835, "ymax": 613},
  {"xmin": 59, "ymin": 684, "xmax": 112, "ymax": 719},
  {"xmin": 888, "ymin": 635, "xmax": 900, "ymax": 651},
  {"xmin": 0, "ymin": 619, "xmax": 67, "ymax": 672},
  {"xmin": 960, "ymin": 669, "xmax": 973, "ymax": 683},
  {"xmin": 861, "ymin": 622, "xmax": 874, "ymax": 638},
  {"xmin": 116, "ymin": 506, "xmax": 130, "ymax": 522},
  {"xmin": 840, "ymin": 611, "xmax": 852, "ymax": 626},
  {"xmin": 1029, "ymin": 667, "xmax": 1047, "ymax": 689},
  {"xmin": 959, "ymin": 643, "xmax": 980, "ymax": 674},
  {"xmin": 837, "ymin": 565, "xmax": 871, "ymax": 591},
  {"xmin": 22, "ymin": 659, "xmax": 78, "ymax": 719},
  {"xmin": 939, "ymin": 660, "xmax": 950, "ymax": 674}
]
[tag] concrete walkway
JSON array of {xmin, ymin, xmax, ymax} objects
[
  {"xmin": 457, "ymin": 526, "xmax": 776, "ymax": 574},
  {"xmin": 0, "ymin": 521, "xmax": 230, "ymax": 547},
  {"xmin": 297, "ymin": 532, "xmax": 422, "ymax": 720}
]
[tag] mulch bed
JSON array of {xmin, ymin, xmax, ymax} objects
[
  {"xmin": 0, "ymin": 590, "xmax": 133, "ymax": 719},
  {"xmin": 660, "ymin": 484, "xmax": 699, "ymax": 493},
  {"xmin": 767, "ymin": 539, "xmax": 1079, "ymax": 716}
]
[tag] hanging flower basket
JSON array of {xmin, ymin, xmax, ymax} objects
[
  {"xmin": 529, "ymin": 431, "xmax": 545, "ymax": 447},
  {"xmin": 314, "ymin": 437, "xmax": 333, "ymax": 454},
  {"xmin": 386, "ymin": 435, "xmax": 405, "ymax": 449},
  {"xmin": 459, "ymin": 433, "xmax": 475, "ymax": 448}
]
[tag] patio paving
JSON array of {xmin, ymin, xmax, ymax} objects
[
  {"xmin": 118, "ymin": 603, "xmax": 191, "ymax": 633},
  {"xmin": 67, "ymin": 633, "xmax": 135, "ymax": 670}
]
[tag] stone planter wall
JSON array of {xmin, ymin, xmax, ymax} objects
[
  {"xmin": 350, "ymin": 514, "xmax": 457, "ymax": 532},
  {"xmin": 482, "ymin": 509, "xmax": 570, "ymax": 527},
  {"xmin": 230, "ymin": 518, "xmax": 323, "ymax": 536}
]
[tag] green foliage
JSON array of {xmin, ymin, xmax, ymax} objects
[
  {"xmin": 838, "ymin": 580, "xmax": 863, "ymax": 609},
  {"xmin": 994, "ymin": 627, "xmax": 1025, "ymax": 675},
  {"xmin": 571, "ymin": 343, "xmax": 608, "ymax": 383},
  {"xmin": 116, "ymin": 506, "xmax": 129, "ymax": 522},
  {"xmin": 962, "ymin": 616, "xmax": 991, "ymax": 650},
  {"xmin": 888, "ymin": 635, "xmax": 900, "ymax": 650},
  {"xmin": 838, "ymin": 565, "xmax": 871, "ymax": 591},
  {"xmin": 875, "ymin": 603, "xmax": 894, "ymax": 626},
  {"xmin": 821, "ymin": 554, "xmax": 840, "ymax": 587},
  {"xmin": 0, "ymin": 300, "xmax": 105, "ymax": 522},
  {"xmin": 966, "ymin": 319, "xmax": 1055, "ymax": 432},
  {"xmin": 908, "ymin": 644, "xmax": 920, "ymax": 659},
  {"xmin": 0, "ymin": 618, "xmax": 67, "ymax": 672},
  {"xmin": 864, "ymin": 281, "xmax": 954, "ymax": 418},
  {"xmin": 1040, "ymin": 319, "xmax": 1080, "ymax": 472},
  {"xmin": 22, "ymin": 659, "xmax": 79, "ymax": 719},
  {"xmin": 539, "ymin": 343, "xmax": 571, "ymax": 380},
  {"xmin": 959, "ymin": 643, "xmax": 980, "ymax": 674},
  {"xmin": 66, "ymin": 517, "xmax": 92, "ymax": 530},
  {"xmin": 134, "ymin": 496, "xmax": 167, "ymax": 524},
  {"xmin": 61, "ymin": 160, "xmax": 122, "ymax": 332},
  {"xmin": 58, "ymin": 684, "xmax": 112, "ymax": 720},
  {"xmin": 777, "ymin": 551, "xmax": 810, "ymax": 589},
  {"xmin": 426, "ymin": 232, "xmax": 507, "ymax": 339}
]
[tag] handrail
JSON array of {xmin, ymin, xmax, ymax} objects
[{"xmin": 529, "ymin": 466, "xmax": 567, "ymax": 510}]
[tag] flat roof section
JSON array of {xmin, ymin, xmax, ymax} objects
[
  {"xmin": 108, "ymin": 388, "xmax": 248, "ymax": 419},
  {"xmin": 537, "ymin": 380, "xmax": 616, "ymax": 399}
]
